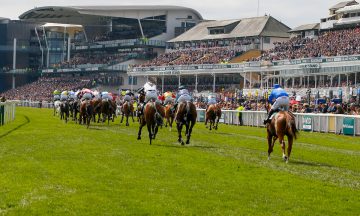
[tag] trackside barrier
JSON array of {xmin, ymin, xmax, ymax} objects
[
  {"xmin": 196, "ymin": 109, "xmax": 360, "ymax": 136},
  {"xmin": 12, "ymin": 102, "xmax": 360, "ymax": 136},
  {"xmin": 0, "ymin": 101, "xmax": 16, "ymax": 126}
]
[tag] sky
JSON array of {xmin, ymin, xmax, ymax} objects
[{"xmin": 0, "ymin": 0, "xmax": 348, "ymax": 28}]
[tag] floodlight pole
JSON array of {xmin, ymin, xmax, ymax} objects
[{"xmin": 12, "ymin": 38, "xmax": 16, "ymax": 89}]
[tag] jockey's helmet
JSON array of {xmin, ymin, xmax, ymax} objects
[
  {"xmin": 273, "ymin": 84, "xmax": 281, "ymax": 89},
  {"xmin": 178, "ymin": 85, "xmax": 186, "ymax": 90}
]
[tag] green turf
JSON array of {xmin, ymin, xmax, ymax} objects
[{"xmin": 0, "ymin": 107, "xmax": 359, "ymax": 215}]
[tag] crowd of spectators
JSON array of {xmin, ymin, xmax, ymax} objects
[
  {"xmin": 168, "ymin": 38, "xmax": 254, "ymax": 50},
  {"xmin": 191, "ymin": 91, "xmax": 360, "ymax": 115},
  {"xmin": 1, "ymin": 77, "xmax": 93, "ymax": 102},
  {"xmin": 259, "ymin": 28, "xmax": 360, "ymax": 61},
  {"xmin": 136, "ymin": 47, "xmax": 242, "ymax": 67},
  {"xmin": 51, "ymin": 51, "xmax": 148, "ymax": 69}
]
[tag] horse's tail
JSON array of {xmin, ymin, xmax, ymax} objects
[{"xmin": 287, "ymin": 112, "xmax": 298, "ymax": 140}]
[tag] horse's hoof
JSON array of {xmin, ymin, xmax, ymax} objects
[
  {"xmin": 137, "ymin": 137, "xmax": 141, "ymax": 140},
  {"xmin": 283, "ymin": 156, "xmax": 288, "ymax": 162},
  {"xmin": 186, "ymin": 140, "xmax": 190, "ymax": 145},
  {"xmin": 267, "ymin": 156, "xmax": 271, "ymax": 161},
  {"xmin": 181, "ymin": 141, "xmax": 185, "ymax": 145}
]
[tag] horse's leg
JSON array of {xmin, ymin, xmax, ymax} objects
[
  {"xmin": 147, "ymin": 123, "xmax": 153, "ymax": 145},
  {"xmin": 267, "ymin": 132, "xmax": 273, "ymax": 160},
  {"xmin": 126, "ymin": 114, "xmax": 129, "ymax": 126},
  {"xmin": 177, "ymin": 122, "xmax": 184, "ymax": 145},
  {"xmin": 215, "ymin": 116, "xmax": 220, "ymax": 130},
  {"xmin": 287, "ymin": 135, "xmax": 293, "ymax": 163},
  {"xmin": 120, "ymin": 113, "xmax": 124, "ymax": 124},
  {"xmin": 185, "ymin": 121, "xmax": 193, "ymax": 144},
  {"xmin": 153, "ymin": 123, "xmax": 158, "ymax": 139},
  {"xmin": 170, "ymin": 117, "xmax": 174, "ymax": 132},
  {"xmin": 279, "ymin": 135, "xmax": 287, "ymax": 162},
  {"xmin": 131, "ymin": 112, "xmax": 135, "ymax": 123}
]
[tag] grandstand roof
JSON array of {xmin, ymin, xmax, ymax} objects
[
  {"xmin": 168, "ymin": 16, "xmax": 290, "ymax": 43},
  {"xmin": 337, "ymin": 4, "xmax": 360, "ymax": 13},
  {"xmin": 329, "ymin": 1, "xmax": 358, "ymax": 10},
  {"xmin": 289, "ymin": 23, "xmax": 320, "ymax": 32},
  {"xmin": 19, "ymin": 5, "xmax": 203, "ymax": 20}
]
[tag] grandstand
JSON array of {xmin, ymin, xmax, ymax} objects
[{"xmin": 2, "ymin": 1, "xmax": 360, "ymax": 102}]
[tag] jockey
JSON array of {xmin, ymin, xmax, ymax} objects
[
  {"xmin": 173, "ymin": 85, "xmax": 192, "ymax": 112},
  {"xmin": 206, "ymin": 93, "xmax": 217, "ymax": 111},
  {"xmin": 263, "ymin": 84, "xmax": 289, "ymax": 124},
  {"xmin": 53, "ymin": 90, "xmax": 61, "ymax": 101},
  {"xmin": 60, "ymin": 91, "xmax": 69, "ymax": 101},
  {"xmin": 81, "ymin": 89, "xmax": 94, "ymax": 101},
  {"xmin": 68, "ymin": 91, "xmax": 77, "ymax": 100},
  {"xmin": 164, "ymin": 91, "xmax": 175, "ymax": 105},
  {"xmin": 101, "ymin": 91, "xmax": 112, "ymax": 100},
  {"xmin": 143, "ymin": 82, "xmax": 158, "ymax": 103},
  {"xmin": 123, "ymin": 90, "xmax": 134, "ymax": 102}
]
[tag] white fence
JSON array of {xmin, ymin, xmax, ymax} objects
[
  {"xmin": 0, "ymin": 101, "xmax": 16, "ymax": 126},
  {"xmin": 13, "ymin": 101, "xmax": 360, "ymax": 136},
  {"xmin": 196, "ymin": 109, "xmax": 360, "ymax": 136}
]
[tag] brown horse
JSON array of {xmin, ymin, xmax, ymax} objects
[
  {"xmin": 266, "ymin": 111, "xmax": 298, "ymax": 163},
  {"xmin": 121, "ymin": 101, "xmax": 135, "ymax": 126},
  {"xmin": 137, "ymin": 101, "xmax": 164, "ymax": 145},
  {"xmin": 100, "ymin": 99, "xmax": 113, "ymax": 125},
  {"xmin": 137, "ymin": 94, "xmax": 146, "ymax": 122},
  {"xmin": 175, "ymin": 101, "xmax": 197, "ymax": 145},
  {"xmin": 164, "ymin": 103, "xmax": 175, "ymax": 131},
  {"xmin": 79, "ymin": 100, "xmax": 94, "ymax": 128},
  {"xmin": 205, "ymin": 104, "xmax": 221, "ymax": 130},
  {"xmin": 92, "ymin": 98, "xmax": 102, "ymax": 123}
]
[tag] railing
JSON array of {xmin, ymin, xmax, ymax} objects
[
  {"xmin": 196, "ymin": 109, "xmax": 360, "ymax": 136},
  {"xmin": 13, "ymin": 101, "xmax": 360, "ymax": 136},
  {"xmin": 0, "ymin": 101, "xmax": 16, "ymax": 126}
]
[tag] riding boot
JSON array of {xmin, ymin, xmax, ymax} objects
[
  {"xmin": 171, "ymin": 103, "xmax": 178, "ymax": 113},
  {"xmin": 264, "ymin": 109, "xmax": 276, "ymax": 125}
]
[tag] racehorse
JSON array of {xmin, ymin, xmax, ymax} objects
[
  {"xmin": 70, "ymin": 99, "xmax": 80, "ymax": 122},
  {"xmin": 53, "ymin": 100, "xmax": 61, "ymax": 117},
  {"xmin": 205, "ymin": 104, "xmax": 221, "ymax": 130},
  {"xmin": 120, "ymin": 101, "xmax": 135, "ymax": 126},
  {"xmin": 79, "ymin": 100, "xmax": 94, "ymax": 128},
  {"xmin": 60, "ymin": 100, "xmax": 70, "ymax": 123},
  {"xmin": 174, "ymin": 101, "xmax": 197, "ymax": 145},
  {"xmin": 164, "ymin": 103, "xmax": 175, "ymax": 131},
  {"xmin": 137, "ymin": 100, "xmax": 164, "ymax": 145},
  {"xmin": 137, "ymin": 93, "xmax": 146, "ymax": 122},
  {"xmin": 266, "ymin": 111, "xmax": 298, "ymax": 163},
  {"xmin": 101, "ymin": 99, "xmax": 113, "ymax": 125},
  {"xmin": 92, "ymin": 98, "xmax": 102, "ymax": 123}
]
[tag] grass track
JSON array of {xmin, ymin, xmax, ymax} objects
[{"xmin": 0, "ymin": 107, "xmax": 359, "ymax": 215}]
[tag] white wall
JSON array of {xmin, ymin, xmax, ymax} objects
[{"xmin": 150, "ymin": 10, "xmax": 202, "ymax": 41}]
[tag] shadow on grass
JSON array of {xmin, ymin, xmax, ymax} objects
[
  {"xmin": 0, "ymin": 115, "xmax": 30, "ymax": 138},
  {"xmin": 152, "ymin": 143, "xmax": 218, "ymax": 149}
]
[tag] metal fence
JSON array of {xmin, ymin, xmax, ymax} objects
[
  {"xmin": 196, "ymin": 109, "xmax": 360, "ymax": 136},
  {"xmin": 0, "ymin": 101, "xmax": 16, "ymax": 126}
]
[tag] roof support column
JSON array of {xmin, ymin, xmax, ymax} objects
[
  {"xmin": 195, "ymin": 74, "xmax": 198, "ymax": 92},
  {"xmin": 138, "ymin": 19, "xmax": 145, "ymax": 38},
  {"xmin": 243, "ymin": 72, "xmax": 246, "ymax": 89},
  {"xmin": 213, "ymin": 73, "xmax": 216, "ymax": 93},
  {"xmin": 161, "ymin": 75, "xmax": 164, "ymax": 93},
  {"xmin": 355, "ymin": 72, "xmax": 357, "ymax": 86}
]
